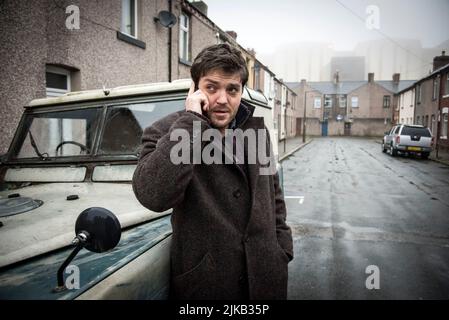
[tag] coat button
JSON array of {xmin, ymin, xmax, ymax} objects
[
  {"xmin": 233, "ymin": 189, "xmax": 242, "ymax": 198},
  {"xmin": 242, "ymin": 235, "xmax": 249, "ymax": 243}
]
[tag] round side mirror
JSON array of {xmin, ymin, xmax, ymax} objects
[{"xmin": 75, "ymin": 207, "xmax": 121, "ymax": 253}]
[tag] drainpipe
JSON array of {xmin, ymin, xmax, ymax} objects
[
  {"xmin": 436, "ymin": 75, "xmax": 442, "ymax": 158},
  {"xmin": 168, "ymin": 0, "xmax": 173, "ymax": 82}
]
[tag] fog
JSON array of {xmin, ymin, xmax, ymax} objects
[{"xmin": 205, "ymin": 0, "xmax": 449, "ymax": 81}]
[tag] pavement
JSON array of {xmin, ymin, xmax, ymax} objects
[
  {"xmin": 371, "ymin": 137, "xmax": 449, "ymax": 167},
  {"xmin": 430, "ymin": 148, "xmax": 449, "ymax": 166},
  {"xmin": 279, "ymin": 136, "xmax": 313, "ymax": 162}
]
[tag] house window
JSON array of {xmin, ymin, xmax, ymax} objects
[
  {"xmin": 425, "ymin": 115, "xmax": 429, "ymax": 128},
  {"xmin": 416, "ymin": 116, "xmax": 420, "ymax": 125},
  {"xmin": 433, "ymin": 77, "xmax": 438, "ymax": 100},
  {"xmin": 46, "ymin": 66, "xmax": 71, "ymax": 97},
  {"xmin": 383, "ymin": 95, "xmax": 391, "ymax": 108},
  {"xmin": 431, "ymin": 115, "xmax": 436, "ymax": 135},
  {"xmin": 417, "ymin": 84, "xmax": 422, "ymax": 104},
  {"xmin": 339, "ymin": 95, "xmax": 346, "ymax": 108},
  {"xmin": 254, "ymin": 65, "xmax": 260, "ymax": 91},
  {"xmin": 324, "ymin": 95, "xmax": 332, "ymax": 108},
  {"xmin": 442, "ymin": 113, "xmax": 448, "ymax": 139},
  {"xmin": 179, "ymin": 13, "xmax": 190, "ymax": 62},
  {"xmin": 121, "ymin": 0, "xmax": 137, "ymax": 38},
  {"xmin": 314, "ymin": 97, "xmax": 321, "ymax": 109},
  {"xmin": 351, "ymin": 96, "xmax": 359, "ymax": 108},
  {"xmin": 401, "ymin": 118, "xmax": 404, "ymax": 124}
]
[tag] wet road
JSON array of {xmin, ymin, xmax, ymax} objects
[{"xmin": 282, "ymin": 137, "xmax": 449, "ymax": 299}]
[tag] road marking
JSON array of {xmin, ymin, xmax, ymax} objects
[{"xmin": 285, "ymin": 196, "xmax": 305, "ymax": 204}]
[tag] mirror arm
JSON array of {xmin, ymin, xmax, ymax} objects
[{"xmin": 53, "ymin": 231, "xmax": 90, "ymax": 292}]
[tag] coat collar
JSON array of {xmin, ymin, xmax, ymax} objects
[{"xmin": 229, "ymin": 101, "xmax": 255, "ymax": 130}]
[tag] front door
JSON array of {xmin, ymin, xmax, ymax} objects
[
  {"xmin": 344, "ymin": 122, "xmax": 351, "ymax": 136},
  {"xmin": 322, "ymin": 121, "xmax": 328, "ymax": 136}
]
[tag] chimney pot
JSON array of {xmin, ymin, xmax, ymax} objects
[{"xmin": 226, "ymin": 31, "xmax": 237, "ymax": 40}]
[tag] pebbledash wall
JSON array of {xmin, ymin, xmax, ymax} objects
[{"xmin": 0, "ymin": 0, "xmax": 218, "ymax": 154}]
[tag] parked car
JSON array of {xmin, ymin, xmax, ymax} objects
[
  {"xmin": 0, "ymin": 79, "xmax": 282, "ymax": 299},
  {"xmin": 382, "ymin": 124, "xmax": 434, "ymax": 159}
]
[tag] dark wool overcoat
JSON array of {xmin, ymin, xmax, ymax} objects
[{"xmin": 132, "ymin": 102, "xmax": 294, "ymax": 300}]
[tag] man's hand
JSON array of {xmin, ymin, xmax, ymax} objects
[{"xmin": 185, "ymin": 82, "xmax": 209, "ymax": 115}]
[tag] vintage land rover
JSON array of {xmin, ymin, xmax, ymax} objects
[{"xmin": 0, "ymin": 79, "xmax": 281, "ymax": 299}]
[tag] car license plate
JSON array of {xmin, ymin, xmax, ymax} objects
[{"xmin": 407, "ymin": 146, "xmax": 421, "ymax": 151}]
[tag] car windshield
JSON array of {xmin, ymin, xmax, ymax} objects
[
  {"xmin": 401, "ymin": 126, "xmax": 431, "ymax": 137},
  {"xmin": 98, "ymin": 99, "xmax": 184, "ymax": 155},
  {"xmin": 10, "ymin": 99, "xmax": 186, "ymax": 161},
  {"xmin": 13, "ymin": 108, "xmax": 102, "ymax": 160}
]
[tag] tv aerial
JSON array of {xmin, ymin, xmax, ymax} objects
[{"xmin": 154, "ymin": 11, "xmax": 177, "ymax": 28}]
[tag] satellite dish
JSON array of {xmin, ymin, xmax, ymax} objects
[{"xmin": 154, "ymin": 11, "xmax": 177, "ymax": 28}]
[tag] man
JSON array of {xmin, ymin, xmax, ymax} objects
[{"xmin": 132, "ymin": 43, "xmax": 293, "ymax": 300}]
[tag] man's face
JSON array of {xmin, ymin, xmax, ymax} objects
[{"xmin": 198, "ymin": 69, "xmax": 242, "ymax": 132}]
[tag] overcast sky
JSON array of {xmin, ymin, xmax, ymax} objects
[{"xmin": 205, "ymin": 0, "xmax": 449, "ymax": 55}]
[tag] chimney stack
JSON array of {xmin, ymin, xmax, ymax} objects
[
  {"xmin": 226, "ymin": 31, "xmax": 237, "ymax": 40},
  {"xmin": 190, "ymin": 1, "xmax": 208, "ymax": 16},
  {"xmin": 368, "ymin": 73, "xmax": 375, "ymax": 83},
  {"xmin": 393, "ymin": 73, "xmax": 400, "ymax": 84},
  {"xmin": 433, "ymin": 51, "xmax": 449, "ymax": 71},
  {"xmin": 333, "ymin": 71, "xmax": 340, "ymax": 84}
]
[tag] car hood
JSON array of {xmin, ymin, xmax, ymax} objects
[{"xmin": 0, "ymin": 182, "xmax": 169, "ymax": 268}]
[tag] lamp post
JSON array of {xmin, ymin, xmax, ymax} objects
[{"xmin": 303, "ymin": 91, "xmax": 309, "ymax": 143}]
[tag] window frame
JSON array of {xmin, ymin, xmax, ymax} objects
[
  {"xmin": 442, "ymin": 109, "xmax": 448, "ymax": 139},
  {"xmin": 324, "ymin": 95, "xmax": 332, "ymax": 108},
  {"xmin": 351, "ymin": 96, "xmax": 359, "ymax": 108},
  {"xmin": 179, "ymin": 12, "xmax": 191, "ymax": 62},
  {"xmin": 339, "ymin": 95, "xmax": 347, "ymax": 109},
  {"xmin": 121, "ymin": 0, "xmax": 138, "ymax": 38},
  {"xmin": 314, "ymin": 97, "xmax": 321, "ymax": 109},
  {"xmin": 416, "ymin": 84, "xmax": 422, "ymax": 104},
  {"xmin": 433, "ymin": 77, "xmax": 438, "ymax": 100},
  {"xmin": 46, "ymin": 66, "xmax": 71, "ymax": 97},
  {"xmin": 383, "ymin": 95, "xmax": 391, "ymax": 108}
]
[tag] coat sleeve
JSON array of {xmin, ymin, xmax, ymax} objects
[
  {"xmin": 274, "ymin": 170, "xmax": 294, "ymax": 262},
  {"xmin": 132, "ymin": 111, "xmax": 209, "ymax": 212}
]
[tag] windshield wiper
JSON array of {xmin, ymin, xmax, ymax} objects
[{"xmin": 28, "ymin": 131, "xmax": 50, "ymax": 160}]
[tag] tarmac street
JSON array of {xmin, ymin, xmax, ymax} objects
[{"xmin": 282, "ymin": 137, "xmax": 449, "ymax": 299}]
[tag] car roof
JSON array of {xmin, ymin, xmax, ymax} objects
[
  {"xmin": 401, "ymin": 124, "xmax": 426, "ymax": 128},
  {"xmin": 26, "ymin": 79, "xmax": 268, "ymax": 108}
]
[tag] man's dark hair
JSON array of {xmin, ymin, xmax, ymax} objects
[{"xmin": 190, "ymin": 43, "xmax": 249, "ymax": 90}]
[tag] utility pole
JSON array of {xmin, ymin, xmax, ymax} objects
[{"xmin": 303, "ymin": 91, "xmax": 307, "ymax": 143}]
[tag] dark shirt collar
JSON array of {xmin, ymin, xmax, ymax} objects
[{"xmin": 229, "ymin": 101, "xmax": 254, "ymax": 130}]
